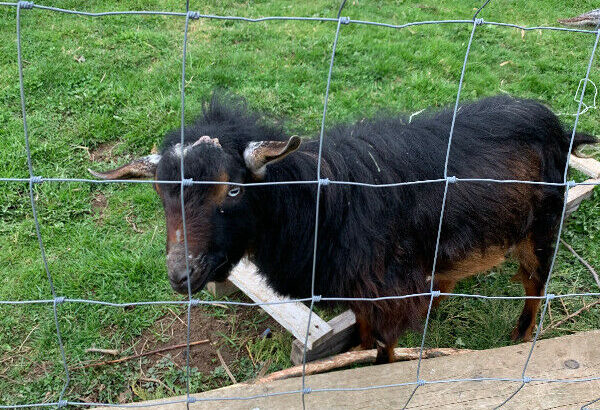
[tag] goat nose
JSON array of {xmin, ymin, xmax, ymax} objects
[
  {"xmin": 167, "ymin": 246, "xmax": 186, "ymax": 271},
  {"xmin": 168, "ymin": 267, "xmax": 193, "ymax": 295},
  {"xmin": 172, "ymin": 271, "xmax": 188, "ymax": 285},
  {"xmin": 167, "ymin": 247, "xmax": 192, "ymax": 289}
]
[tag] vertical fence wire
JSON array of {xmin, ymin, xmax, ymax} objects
[
  {"xmin": 178, "ymin": 11, "xmax": 195, "ymax": 408},
  {"xmin": 582, "ymin": 396, "xmax": 600, "ymax": 410},
  {"xmin": 15, "ymin": 3, "xmax": 70, "ymax": 406},
  {"xmin": 495, "ymin": 26, "xmax": 600, "ymax": 409},
  {"xmin": 403, "ymin": 8, "xmax": 487, "ymax": 408},
  {"xmin": 2, "ymin": 1, "xmax": 600, "ymax": 408},
  {"xmin": 301, "ymin": 2, "xmax": 347, "ymax": 406}
]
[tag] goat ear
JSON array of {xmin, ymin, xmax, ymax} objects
[
  {"xmin": 88, "ymin": 154, "xmax": 161, "ymax": 180},
  {"xmin": 243, "ymin": 136, "xmax": 301, "ymax": 178}
]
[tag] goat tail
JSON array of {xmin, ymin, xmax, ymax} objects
[
  {"xmin": 573, "ymin": 132, "xmax": 598, "ymax": 146},
  {"xmin": 570, "ymin": 132, "xmax": 598, "ymax": 157}
]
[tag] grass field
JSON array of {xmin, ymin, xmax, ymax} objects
[{"xmin": 1, "ymin": 0, "xmax": 600, "ymax": 405}]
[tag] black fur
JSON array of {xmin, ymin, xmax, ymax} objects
[{"xmin": 154, "ymin": 93, "xmax": 596, "ymax": 360}]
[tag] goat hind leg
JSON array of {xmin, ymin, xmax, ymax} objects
[
  {"xmin": 511, "ymin": 269, "xmax": 543, "ymax": 342},
  {"xmin": 511, "ymin": 235, "xmax": 551, "ymax": 342}
]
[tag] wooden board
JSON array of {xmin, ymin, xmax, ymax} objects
[
  {"xmin": 570, "ymin": 154, "xmax": 600, "ymax": 179},
  {"xmin": 566, "ymin": 178, "xmax": 599, "ymax": 215},
  {"xmin": 226, "ymin": 259, "xmax": 332, "ymax": 350},
  {"xmin": 566, "ymin": 155, "xmax": 600, "ymax": 215},
  {"xmin": 290, "ymin": 309, "xmax": 356, "ymax": 365},
  {"xmin": 108, "ymin": 330, "xmax": 600, "ymax": 409},
  {"xmin": 206, "ymin": 279, "xmax": 237, "ymax": 297}
]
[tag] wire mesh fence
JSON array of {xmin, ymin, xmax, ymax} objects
[{"xmin": 1, "ymin": 0, "xmax": 600, "ymax": 408}]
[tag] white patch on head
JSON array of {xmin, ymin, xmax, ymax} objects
[
  {"xmin": 192, "ymin": 135, "xmax": 221, "ymax": 148},
  {"xmin": 171, "ymin": 136, "xmax": 222, "ymax": 159},
  {"xmin": 175, "ymin": 229, "xmax": 182, "ymax": 243},
  {"xmin": 244, "ymin": 141, "xmax": 266, "ymax": 178},
  {"xmin": 171, "ymin": 143, "xmax": 182, "ymax": 158},
  {"xmin": 143, "ymin": 154, "xmax": 162, "ymax": 165},
  {"xmin": 170, "ymin": 143, "xmax": 194, "ymax": 159}
]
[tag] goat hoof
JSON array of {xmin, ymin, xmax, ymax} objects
[
  {"xmin": 510, "ymin": 327, "xmax": 533, "ymax": 342},
  {"xmin": 374, "ymin": 354, "xmax": 389, "ymax": 365}
]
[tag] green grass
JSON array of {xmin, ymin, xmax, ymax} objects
[{"xmin": 1, "ymin": 0, "xmax": 600, "ymax": 405}]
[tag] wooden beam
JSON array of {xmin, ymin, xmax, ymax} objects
[
  {"xmin": 226, "ymin": 259, "xmax": 332, "ymax": 349},
  {"xmin": 290, "ymin": 309, "xmax": 357, "ymax": 365},
  {"xmin": 566, "ymin": 178, "xmax": 598, "ymax": 216},
  {"xmin": 264, "ymin": 346, "xmax": 471, "ymax": 383},
  {"xmin": 103, "ymin": 330, "xmax": 600, "ymax": 409},
  {"xmin": 206, "ymin": 279, "xmax": 238, "ymax": 297},
  {"xmin": 570, "ymin": 154, "xmax": 600, "ymax": 178}
]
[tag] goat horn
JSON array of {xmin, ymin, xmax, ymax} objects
[
  {"xmin": 88, "ymin": 154, "xmax": 161, "ymax": 180},
  {"xmin": 244, "ymin": 136, "xmax": 301, "ymax": 178}
]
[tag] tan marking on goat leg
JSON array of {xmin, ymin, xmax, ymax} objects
[
  {"xmin": 510, "ymin": 236, "xmax": 543, "ymax": 342},
  {"xmin": 511, "ymin": 235, "xmax": 539, "ymax": 278},
  {"xmin": 433, "ymin": 246, "xmax": 508, "ymax": 309}
]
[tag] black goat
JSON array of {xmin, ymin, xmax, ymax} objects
[{"xmin": 90, "ymin": 94, "xmax": 596, "ymax": 363}]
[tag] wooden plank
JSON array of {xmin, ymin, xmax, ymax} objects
[
  {"xmin": 570, "ymin": 154, "xmax": 600, "ymax": 178},
  {"xmin": 110, "ymin": 330, "xmax": 600, "ymax": 409},
  {"xmin": 566, "ymin": 178, "xmax": 598, "ymax": 216},
  {"xmin": 227, "ymin": 259, "xmax": 332, "ymax": 349},
  {"xmin": 206, "ymin": 279, "xmax": 238, "ymax": 297},
  {"xmin": 290, "ymin": 309, "xmax": 357, "ymax": 365}
]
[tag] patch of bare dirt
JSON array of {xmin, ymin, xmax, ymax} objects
[
  {"xmin": 68, "ymin": 296, "xmax": 285, "ymax": 403},
  {"xmin": 132, "ymin": 304, "xmax": 280, "ymax": 376},
  {"xmin": 91, "ymin": 192, "xmax": 108, "ymax": 223},
  {"xmin": 90, "ymin": 141, "xmax": 120, "ymax": 162}
]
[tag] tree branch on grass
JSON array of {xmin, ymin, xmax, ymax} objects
[
  {"xmin": 254, "ymin": 347, "xmax": 471, "ymax": 384},
  {"xmin": 73, "ymin": 339, "xmax": 210, "ymax": 370},
  {"xmin": 541, "ymin": 299, "xmax": 600, "ymax": 336},
  {"xmin": 561, "ymin": 239, "xmax": 600, "ymax": 289},
  {"xmin": 217, "ymin": 349, "xmax": 237, "ymax": 384},
  {"xmin": 85, "ymin": 348, "xmax": 119, "ymax": 356}
]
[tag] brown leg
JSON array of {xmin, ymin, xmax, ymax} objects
[
  {"xmin": 354, "ymin": 306, "xmax": 402, "ymax": 363},
  {"xmin": 511, "ymin": 236, "xmax": 544, "ymax": 342},
  {"xmin": 511, "ymin": 269, "xmax": 543, "ymax": 341},
  {"xmin": 375, "ymin": 342, "xmax": 396, "ymax": 364},
  {"xmin": 356, "ymin": 316, "xmax": 375, "ymax": 350}
]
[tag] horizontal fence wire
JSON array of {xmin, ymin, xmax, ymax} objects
[
  {"xmin": 0, "ymin": 1, "xmax": 599, "ymax": 34},
  {"xmin": 2, "ymin": 290, "xmax": 600, "ymax": 307},
  {"xmin": 0, "ymin": 176, "xmax": 599, "ymax": 188},
  {"xmin": 2, "ymin": 0, "xmax": 600, "ymax": 408}
]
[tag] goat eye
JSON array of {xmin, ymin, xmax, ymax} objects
[{"xmin": 228, "ymin": 187, "xmax": 241, "ymax": 197}]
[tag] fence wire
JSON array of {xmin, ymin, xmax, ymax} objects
[{"xmin": 1, "ymin": 0, "xmax": 600, "ymax": 408}]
